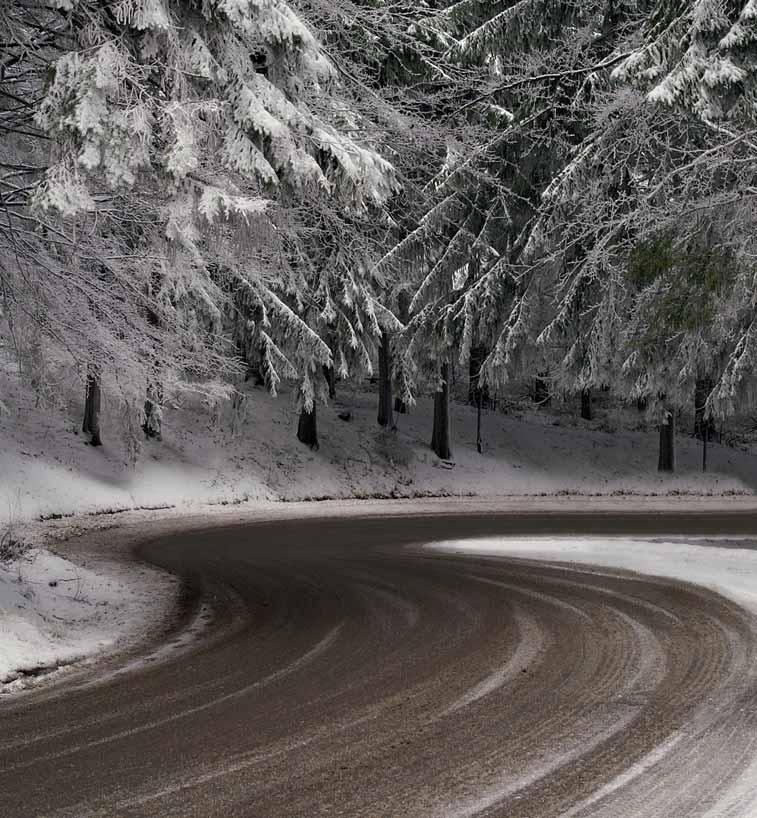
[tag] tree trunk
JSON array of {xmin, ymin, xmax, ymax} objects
[
  {"xmin": 468, "ymin": 345, "xmax": 490, "ymax": 407},
  {"xmin": 533, "ymin": 373, "xmax": 550, "ymax": 406},
  {"xmin": 82, "ymin": 366, "xmax": 102, "ymax": 447},
  {"xmin": 377, "ymin": 331, "xmax": 393, "ymax": 428},
  {"xmin": 658, "ymin": 408, "xmax": 676, "ymax": 472},
  {"xmin": 323, "ymin": 364, "xmax": 337, "ymax": 400},
  {"xmin": 393, "ymin": 289, "xmax": 411, "ymax": 416},
  {"xmin": 142, "ymin": 382, "xmax": 163, "ymax": 441},
  {"xmin": 694, "ymin": 377, "xmax": 714, "ymax": 441},
  {"xmin": 580, "ymin": 387, "xmax": 592, "ymax": 421},
  {"xmin": 244, "ymin": 344, "xmax": 267, "ymax": 386},
  {"xmin": 476, "ymin": 386, "xmax": 483, "ymax": 454},
  {"xmin": 431, "ymin": 360, "xmax": 452, "ymax": 460},
  {"xmin": 297, "ymin": 404, "xmax": 319, "ymax": 450}
]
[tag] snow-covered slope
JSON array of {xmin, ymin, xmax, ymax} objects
[
  {"xmin": 2, "ymin": 370, "xmax": 756, "ymax": 526},
  {"xmin": 0, "ymin": 543, "xmax": 179, "ymax": 692}
]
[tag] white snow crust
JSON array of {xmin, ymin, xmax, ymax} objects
[
  {"xmin": 2, "ymin": 363, "xmax": 757, "ymax": 527},
  {"xmin": 429, "ymin": 535, "xmax": 757, "ymax": 617},
  {"xmin": 0, "ymin": 544, "xmax": 178, "ymax": 693}
]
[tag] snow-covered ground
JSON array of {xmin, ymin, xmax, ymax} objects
[
  {"xmin": 429, "ymin": 535, "xmax": 757, "ymax": 622},
  {"xmin": 3, "ymin": 346, "xmax": 757, "ymax": 696},
  {"xmin": 2, "ymin": 365, "xmax": 757, "ymax": 527},
  {"xmin": 0, "ymin": 538, "xmax": 179, "ymax": 694}
]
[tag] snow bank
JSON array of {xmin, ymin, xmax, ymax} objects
[
  {"xmin": 2, "ymin": 365, "xmax": 757, "ymax": 527},
  {"xmin": 0, "ymin": 545, "xmax": 178, "ymax": 693},
  {"xmin": 428, "ymin": 536, "xmax": 757, "ymax": 617}
]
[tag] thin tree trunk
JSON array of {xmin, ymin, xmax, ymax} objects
[
  {"xmin": 323, "ymin": 364, "xmax": 336, "ymax": 400},
  {"xmin": 694, "ymin": 377, "xmax": 714, "ymax": 440},
  {"xmin": 393, "ymin": 289, "xmax": 411, "ymax": 416},
  {"xmin": 468, "ymin": 345, "xmax": 490, "ymax": 407},
  {"xmin": 377, "ymin": 331, "xmax": 393, "ymax": 428},
  {"xmin": 580, "ymin": 388, "xmax": 592, "ymax": 421},
  {"xmin": 244, "ymin": 344, "xmax": 267, "ymax": 386},
  {"xmin": 297, "ymin": 404, "xmax": 319, "ymax": 450},
  {"xmin": 142, "ymin": 382, "xmax": 163, "ymax": 440},
  {"xmin": 658, "ymin": 407, "xmax": 675, "ymax": 472},
  {"xmin": 431, "ymin": 360, "xmax": 452, "ymax": 460},
  {"xmin": 82, "ymin": 366, "xmax": 102, "ymax": 447},
  {"xmin": 533, "ymin": 373, "xmax": 550, "ymax": 406},
  {"xmin": 702, "ymin": 422, "xmax": 708, "ymax": 472},
  {"xmin": 476, "ymin": 386, "xmax": 483, "ymax": 454}
]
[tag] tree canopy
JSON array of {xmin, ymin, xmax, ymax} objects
[{"xmin": 3, "ymin": 0, "xmax": 757, "ymax": 452}]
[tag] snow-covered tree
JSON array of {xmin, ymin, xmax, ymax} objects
[
  {"xmin": 613, "ymin": 0, "xmax": 757, "ymax": 123},
  {"xmin": 2, "ymin": 0, "xmax": 398, "ymax": 452},
  {"xmin": 381, "ymin": 0, "xmax": 646, "ymax": 446}
]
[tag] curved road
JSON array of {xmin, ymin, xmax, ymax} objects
[{"xmin": 3, "ymin": 511, "xmax": 757, "ymax": 818}]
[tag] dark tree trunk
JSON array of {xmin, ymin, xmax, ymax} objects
[
  {"xmin": 142, "ymin": 382, "xmax": 163, "ymax": 441},
  {"xmin": 297, "ymin": 404, "xmax": 319, "ymax": 450},
  {"xmin": 468, "ymin": 345, "xmax": 490, "ymax": 407},
  {"xmin": 637, "ymin": 396, "xmax": 647, "ymax": 413},
  {"xmin": 658, "ymin": 408, "xmax": 676, "ymax": 472},
  {"xmin": 323, "ymin": 365, "xmax": 337, "ymax": 400},
  {"xmin": 82, "ymin": 366, "xmax": 102, "ymax": 447},
  {"xmin": 245, "ymin": 360, "xmax": 266, "ymax": 387},
  {"xmin": 393, "ymin": 289, "xmax": 411, "ymax": 416},
  {"xmin": 244, "ymin": 344, "xmax": 267, "ymax": 386},
  {"xmin": 377, "ymin": 331, "xmax": 393, "ymax": 428},
  {"xmin": 694, "ymin": 377, "xmax": 715, "ymax": 441},
  {"xmin": 532, "ymin": 373, "xmax": 550, "ymax": 406},
  {"xmin": 431, "ymin": 361, "xmax": 452, "ymax": 460},
  {"xmin": 580, "ymin": 388, "xmax": 592, "ymax": 421},
  {"xmin": 476, "ymin": 387, "xmax": 483, "ymax": 454}
]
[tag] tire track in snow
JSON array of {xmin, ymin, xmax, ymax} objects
[
  {"xmin": 4, "ymin": 514, "xmax": 757, "ymax": 818},
  {"xmin": 439, "ymin": 583, "xmax": 669, "ymax": 818},
  {"xmin": 0, "ymin": 621, "xmax": 344, "ymax": 775},
  {"xmin": 443, "ymin": 601, "xmax": 545, "ymax": 715}
]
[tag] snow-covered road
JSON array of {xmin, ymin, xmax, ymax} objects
[
  {"xmin": 2, "ymin": 505, "xmax": 757, "ymax": 818},
  {"xmin": 431, "ymin": 535, "xmax": 757, "ymax": 818}
]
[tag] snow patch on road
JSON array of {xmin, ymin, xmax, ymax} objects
[{"xmin": 428, "ymin": 536, "xmax": 757, "ymax": 617}]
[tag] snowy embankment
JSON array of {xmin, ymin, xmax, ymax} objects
[
  {"xmin": 2, "ymin": 368, "xmax": 757, "ymax": 527},
  {"xmin": 0, "ymin": 537, "xmax": 178, "ymax": 694},
  {"xmin": 3, "ymin": 352, "xmax": 757, "ymax": 694}
]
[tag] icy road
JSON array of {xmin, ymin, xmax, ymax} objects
[{"xmin": 2, "ymin": 509, "xmax": 757, "ymax": 818}]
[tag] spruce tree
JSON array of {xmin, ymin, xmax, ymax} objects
[{"xmin": 6, "ymin": 0, "xmax": 397, "ymax": 450}]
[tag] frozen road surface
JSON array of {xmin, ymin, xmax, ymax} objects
[{"xmin": 2, "ymin": 510, "xmax": 757, "ymax": 818}]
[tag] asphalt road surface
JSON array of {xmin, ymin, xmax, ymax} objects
[{"xmin": 3, "ymin": 511, "xmax": 757, "ymax": 818}]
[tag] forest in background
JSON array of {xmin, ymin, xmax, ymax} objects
[{"xmin": 3, "ymin": 0, "xmax": 757, "ymax": 475}]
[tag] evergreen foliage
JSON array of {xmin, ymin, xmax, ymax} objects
[{"xmin": 3, "ymin": 0, "xmax": 757, "ymax": 465}]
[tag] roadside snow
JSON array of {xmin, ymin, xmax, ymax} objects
[
  {"xmin": 2, "ymin": 363, "xmax": 757, "ymax": 527},
  {"xmin": 0, "ymin": 545, "xmax": 178, "ymax": 693},
  {"xmin": 427, "ymin": 536, "xmax": 757, "ymax": 616}
]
